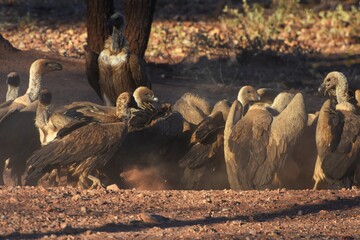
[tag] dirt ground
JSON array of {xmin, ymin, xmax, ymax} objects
[
  {"xmin": 1, "ymin": 1, "xmax": 360, "ymax": 239},
  {"xmin": 0, "ymin": 187, "xmax": 359, "ymax": 239}
]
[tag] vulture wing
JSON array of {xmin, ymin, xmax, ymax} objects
[
  {"xmin": 231, "ymin": 108, "xmax": 272, "ymax": 190},
  {"xmin": 261, "ymin": 93, "xmax": 307, "ymax": 187},
  {"xmin": 129, "ymin": 54, "xmax": 149, "ymax": 88},
  {"xmin": 85, "ymin": 51, "xmax": 102, "ymax": 101},
  {"xmin": 26, "ymin": 121, "xmax": 127, "ymax": 186},
  {"xmin": 98, "ymin": 50, "xmax": 116, "ymax": 105},
  {"xmin": 0, "ymin": 102, "xmax": 40, "ymax": 185},
  {"xmin": 179, "ymin": 112, "xmax": 225, "ymax": 169},
  {"xmin": 321, "ymin": 109, "xmax": 360, "ymax": 180},
  {"xmin": 223, "ymin": 100, "xmax": 243, "ymax": 189}
]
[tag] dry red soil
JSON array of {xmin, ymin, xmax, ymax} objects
[{"xmin": 0, "ymin": 187, "xmax": 359, "ymax": 239}]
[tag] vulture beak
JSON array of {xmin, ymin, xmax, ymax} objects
[
  {"xmin": 152, "ymin": 97, "xmax": 159, "ymax": 102},
  {"xmin": 47, "ymin": 62, "xmax": 63, "ymax": 71},
  {"xmin": 256, "ymin": 93, "xmax": 261, "ymax": 101},
  {"xmin": 318, "ymin": 83, "xmax": 326, "ymax": 96}
]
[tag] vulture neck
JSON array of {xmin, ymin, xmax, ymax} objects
[
  {"xmin": 6, "ymin": 85, "xmax": 19, "ymax": 101},
  {"xmin": 26, "ymin": 67, "xmax": 43, "ymax": 102},
  {"xmin": 238, "ymin": 96, "xmax": 250, "ymax": 116},
  {"xmin": 111, "ymin": 27, "xmax": 128, "ymax": 53},
  {"xmin": 35, "ymin": 104, "xmax": 52, "ymax": 130},
  {"xmin": 335, "ymin": 78, "xmax": 349, "ymax": 104}
]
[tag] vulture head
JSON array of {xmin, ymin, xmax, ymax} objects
[
  {"xmin": 237, "ymin": 85, "xmax": 261, "ymax": 106},
  {"xmin": 31, "ymin": 59, "xmax": 62, "ymax": 76},
  {"xmin": 38, "ymin": 89, "xmax": 52, "ymax": 107},
  {"xmin": 320, "ymin": 71, "xmax": 349, "ymax": 104},
  {"xmin": 6, "ymin": 72, "xmax": 20, "ymax": 87},
  {"xmin": 108, "ymin": 12, "xmax": 126, "ymax": 31},
  {"xmin": 133, "ymin": 86, "xmax": 158, "ymax": 109},
  {"xmin": 6, "ymin": 72, "xmax": 20, "ymax": 102},
  {"xmin": 108, "ymin": 12, "xmax": 127, "ymax": 52}
]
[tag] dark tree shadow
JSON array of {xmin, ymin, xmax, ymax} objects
[{"xmin": 2, "ymin": 196, "xmax": 359, "ymax": 239}]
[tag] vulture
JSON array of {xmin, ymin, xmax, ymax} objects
[
  {"xmin": 178, "ymin": 85, "xmax": 260, "ymax": 190},
  {"xmin": 224, "ymin": 92, "xmax": 307, "ymax": 190},
  {"xmin": 178, "ymin": 99, "xmax": 231, "ymax": 190},
  {"xmin": 96, "ymin": 12, "xmax": 149, "ymax": 106},
  {"xmin": 313, "ymin": 72, "xmax": 360, "ymax": 189},
  {"xmin": 25, "ymin": 93, "xmax": 130, "ymax": 188},
  {"xmin": 26, "ymin": 86, "xmax": 164, "ymax": 188},
  {"xmin": 3, "ymin": 72, "xmax": 20, "ymax": 104},
  {"xmin": 0, "ymin": 59, "xmax": 62, "ymax": 185}
]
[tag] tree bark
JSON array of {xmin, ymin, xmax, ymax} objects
[
  {"xmin": 86, "ymin": 0, "xmax": 114, "ymax": 54},
  {"xmin": 124, "ymin": 0, "xmax": 157, "ymax": 59}
]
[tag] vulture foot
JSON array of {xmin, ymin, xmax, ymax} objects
[{"xmin": 88, "ymin": 174, "xmax": 106, "ymax": 189}]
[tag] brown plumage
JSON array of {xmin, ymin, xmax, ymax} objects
[
  {"xmin": 172, "ymin": 93, "xmax": 211, "ymax": 127},
  {"xmin": 179, "ymin": 100, "xmax": 230, "ymax": 190},
  {"xmin": 177, "ymin": 86, "xmax": 260, "ymax": 190},
  {"xmin": 98, "ymin": 12, "xmax": 149, "ymax": 106},
  {"xmin": 85, "ymin": 50, "xmax": 102, "ymax": 101},
  {"xmin": 313, "ymin": 72, "xmax": 360, "ymax": 189},
  {"xmin": 0, "ymin": 59, "xmax": 62, "ymax": 186},
  {"xmin": 104, "ymin": 97, "xmax": 184, "ymax": 189},
  {"xmin": 224, "ymin": 92, "xmax": 307, "ymax": 190},
  {"xmin": 25, "ymin": 93, "xmax": 130, "ymax": 188}
]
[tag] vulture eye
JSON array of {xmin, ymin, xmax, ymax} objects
[
  {"xmin": 247, "ymin": 91, "xmax": 251, "ymax": 94},
  {"xmin": 326, "ymin": 78, "xmax": 330, "ymax": 82}
]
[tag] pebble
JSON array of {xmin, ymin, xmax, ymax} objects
[
  {"xmin": 139, "ymin": 213, "xmax": 169, "ymax": 224},
  {"xmin": 106, "ymin": 184, "xmax": 120, "ymax": 192}
]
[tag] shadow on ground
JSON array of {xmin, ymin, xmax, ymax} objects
[{"xmin": 2, "ymin": 196, "xmax": 359, "ymax": 239}]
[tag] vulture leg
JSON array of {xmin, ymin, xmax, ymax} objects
[{"xmin": 88, "ymin": 174, "xmax": 105, "ymax": 189}]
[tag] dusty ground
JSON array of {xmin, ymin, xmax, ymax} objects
[
  {"xmin": 1, "ymin": 1, "xmax": 360, "ymax": 239},
  {"xmin": 0, "ymin": 187, "xmax": 359, "ymax": 239}
]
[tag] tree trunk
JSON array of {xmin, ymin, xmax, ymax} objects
[
  {"xmin": 124, "ymin": 0, "xmax": 157, "ymax": 59},
  {"xmin": 86, "ymin": 0, "xmax": 114, "ymax": 54}
]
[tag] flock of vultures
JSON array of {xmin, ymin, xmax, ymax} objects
[{"xmin": 0, "ymin": 13, "xmax": 359, "ymax": 191}]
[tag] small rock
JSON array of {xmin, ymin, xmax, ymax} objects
[
  {"xmin": 106, "ymin": 184, "xmax": 120, "ymax": 192},
  {"xmin": 71, "ymin": 194, "xmax": 81, "ymax": 201},
  {"xmin": 9, "ymin": 197, "xmax": 18, "ymax": 203},
  {"xmin": 139, "ymin": 213, "xmax": 169, "ymax": 224},
  {"xmin": 80, "ymin": 206, "xmax": 89, "ymax": 214},
  {"xmin": 298, "ymin": 210, "xmax": 303, "ymax": 216}
]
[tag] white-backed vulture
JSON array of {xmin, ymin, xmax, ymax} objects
[
  {"xmin": 178, "ymin": 85, "xmax": 261, "ymax": 190},
  {"xmin": 97, "ymin": 12, "xmax": 149, "ymax": 106},
  {"xmin": 0, "ymin": 59, "xmax": 62, "ymax": 185},
  {"xmin": 313, "ymin": 72, "xmax": 360, "ymax": 189},
  {"xmin": 25, "ymin": 93, "xmax": 130, "ymax": 188},
  {"xmin": 224, "ymin": 92, "xmax": 307, "ymax": 190},
  {"xmin": 172, "ymin": 93, "xmax": 211, "ymax": 127}
]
